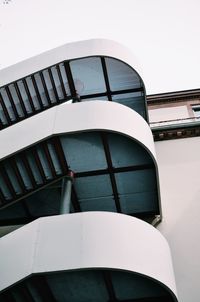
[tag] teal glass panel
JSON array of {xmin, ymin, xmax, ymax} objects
[
  {"xmin": 119, "ymin": 192, "xmax": 158, "ymax": 215},
  {"xmin": 115, "ymin": 170, "xmax": 156, "ymax": 194},
  {"xmin": 34, "ymin": 73, "xmax": 49, "ymax": 107},
  {"xmin": 106, "ymin": 58, "xmax": 141, "ymax": 91},
  {"xmin": 75, "ymin": 175, "xmax": 112, "ymax": 199},
  {"xmin": 17, "ymin": 80, "xmax": 32, "ymax": 113},
  {"xmin": 42, "ymin": 69, "xmax": 56, "ymax": 103},
  {"xmin": 0, "ymin": 173, "xmax": 12, "ymax": 200},
  {"xmin": 111, "ymin": 271, "xmax": 166, "ymax": 300},
  {"xmin": 81, "ymin": 96, "xmax": 108, "ymax": 102},
  {"xmin": 50, "ymin": 66, "xmax": 64, "ymax": 100},
  {"xmin": 46, "ymin": 142, "xmax": 62, "ymax": 175},
  {"xmin": 25, "ymin": 280, "xmax": 45, "ymax": 302},
  {"xmin": 46, "ymin": 270, "xmax": 109, "ymax": 302},
  {"xmin": 0, "ymin": 201, "xmax": 27, "ymax": 220},
  {"xmin": 0, "ymin": 103, "xmax": 7, "ymax": 125},
  {"xmin": 27, "ymin": 153, "xmax": 43, "ymax": 185},
  {"xmin": 61, "ymin": 133, "xmax": 107, "ymax": 172},
  {"xmin": 3, "ymin": 162, "xmax": 22, "ymax": 195},
  {"xmin": 15, "ymin": 156, "xmax": 33, "ymax": 190},
  {"xmin": 0, "ymin": 88, "xmax": 15, "ymax": 120},
  {"xmin": 10, "ymin": 289, "xmax": 22, "ymax": 301},
  {"xmin": 112, "ymin": 93, "xmax": 145, "ymax": 117},
  {"xmin": 25, "ymin": 77, "xmax": 41, "ymax": 110},
  {"xmin": 36, "ymin": 146, "xmax": 53, "ymax": 180},
  {"xmin": 107, "ymin": 133, "xmax": 152, "ymax": 168},
  {"xmin": 25, "ymin": 187, "xmax": 60, "ymax": 216},
  {"xmin": 8, "ymin": 84, "xmax": 25, "ymax": 117},
  {"xmin": 80, "ymin": 196, "xmax": 116, "ymax": 212},
  {"xmin": 70, "ymin": 57, "xmax": 106, "ymax": 95},
  {"xmin": 58, "ymin": 63, "xmax": 71, "ymax": 96}
]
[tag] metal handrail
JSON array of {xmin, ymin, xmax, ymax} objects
[{"xmin": 150, "ymin": 116, "xmax": 200, "ymax": 128}]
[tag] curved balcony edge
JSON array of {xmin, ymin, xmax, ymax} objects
[
  {"xmin": 0, "ymin": 39, "xmax": 143, "ymax": 88},
  {"xmin": 0, "ymin": 101, "xmax": 155, "ymax": 162},
  {"xmin": 0, "ymin": 212, "xmax": 178, "ymax": 301}
]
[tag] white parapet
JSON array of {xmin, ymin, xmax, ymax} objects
[
  {"xmin": 0, "ymin": 211, "xmax": 177, "ymax": 301},
  {"xmin": 0, "ymin": 101, "xmax": 155, "ymax": 161},
  {"xmin": 0, "ymin": 39, "xmax": 143, "ymax": 87}
]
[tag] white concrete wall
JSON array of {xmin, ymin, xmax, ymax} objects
[
  {"xmin": 156, "ymin": 137, "xmax": 200, "ymax": 302},
  {"xmin": 149, "ymin": 106, "xmax": 189, "ymax": 123},
  {"xmin": 0, "ymin": 212, "xmax": 177, "ymax": 300},
  {"xmin": 0, "ymin": 101, "xmax": 156, "ymax": 161}
]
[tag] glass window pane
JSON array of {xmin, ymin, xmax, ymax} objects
[
  {"xmin": 8, "ymin": 84, "xmax": 24, "ymax": 117},
  {"xmin": 26, "ymin": 279, "xmax": 44, "ymax": 302},
  {"xmin": 60, "ymin": 133, "xmax": 107, "ymax": 172},
  {"xmin": 36, "ymin": 146, "xmax": 53, "ymax": 180},
  {"xmin": 16, "ymin": 156, "xmax": 33, "ymax": 190},
  {"xmin": 80, "ymin": 197, "xmax": 116, "ymax": 212},
  {"xmin": 0, "ymin": 88, "xmax": 15, "ymax": 120},
  {"xmin": 25, "ymin": 188, "xmax": 60, "ymax": 216},
  {"xmin": 3, "ymin": 162, "xmax": 22, "ymax": 195},
  {"xmin": 0, "ymin": 103, "xmax": 7, "ymax": 125},
  {"xmin": 192, "ymin": 106, "xmax": 200, "ymax": 118},
  {"xmin": 46, "ymin": 142, "xmax": 62, "ymax": 175},
  {"xmin": 47, "ymin": 270, "xmax": 109, "ymax": 302},
  {"xmin": 75, "ymin": 175, "xmax": 112, "ymax": 199},
  {"xmin": 81, "ymin": 96, "xmax": 108, "ymax": 102},
  {"xmin": 106, "ymin": 58, "xmax": 141, "ymax": 91},
  {"xmin": 17, "ymin": 80, "xmax": 32, "ymax": 113},
  {"xmin": 108, "ymin": 133, "xmax": 152, "ymax": 168},
  {"xmin": 58, "ymin": 63, "xmax": 71, "ymax": 96},
  {"xmin": 34, "ymin": 73, "xmax": 49, "ymax": 107},
  {"xmin": 111, "ymin": 271, "xmax": 166, "ymax": 300},
  {"xmin": 115, "ymin": 170, "xmax": 156, "ymax": 195},
  {"xmin": 120, "ymin": 192, "xmax": 158, "ymax": 215},
  {"xmin": 42, "ymin": 69, "xmax": 56, "ymax": 103},
  {"xmin": 0, "ymin": 173, "xmax": 12, "ymax": 199},
  {"xmin": 27, "ymin": 153, "xmax": 43, "ymax": 184},
  {"xmin": 50, "ymin": 66, "xmax": 64, "ymax": 100},
  {"xmin": 70, "ymin": 57, "xmax": 106, "ymax": 95},
  {"xmin": 25, "ymin": 77, "xmax": 41, "ymax": 110},
  {"xmin": 0, "ymin": 201, "xmax": 27, "ymax": 220},
  {"xmin": 112, "ymin": 93, "xmax": 145, "ymax": 118}
]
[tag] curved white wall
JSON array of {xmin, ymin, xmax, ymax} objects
[
  {"xmin": 0, "ymin": 101, "xmax": 155, "ymax": 161},
  {"xmin": 0, "ymin": 39, "xmax": 143, "ymax": 87},
  {"xmin": 0, "ymin": 212, "xmax": 177, "ymax": 300}
]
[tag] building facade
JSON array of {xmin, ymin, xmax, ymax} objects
[
  {"xmin": 0, "ymin": 39, "xmax": 196, "ymax": 301},
  {"xmin": 148, "ymin": 90, "xmax": 200, "ymax": 302}
]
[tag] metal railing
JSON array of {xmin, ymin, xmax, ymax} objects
[{"xmin": 150, "ymin": 116, "xmax": 200, "ymax": 128}]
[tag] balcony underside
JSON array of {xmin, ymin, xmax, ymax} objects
[
  {"xmin": 0, "ymin": 212, "xmax": 178, "ymax": 301},
  {"xmin": 0, "ymin": 102, "xmax": 160, "ymax": 225},
  {"xmin": 0, "ymin": 269, "xmax": 176, "ymax": 302}
]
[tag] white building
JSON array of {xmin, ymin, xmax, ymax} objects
[
  {"xmin": 148, "ymin": 90, "xmax": 200, "ymax": 302},
  {"xmin": 1, "ymin": 39, "xmax": 196, "ymax": 302}
]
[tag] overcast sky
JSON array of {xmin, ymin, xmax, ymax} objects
[{"xmin": 0, "ymin": 0, "xmax": 200, "ymax": 94}]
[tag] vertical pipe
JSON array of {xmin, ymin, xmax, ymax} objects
[{"xmin": 60, "ymin": 171, "xmax": 74, "ymax": 214}]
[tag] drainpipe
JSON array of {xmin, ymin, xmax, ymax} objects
[{"xmin": 60, "ymin": 171, "xmax": 74, "ymax": 214}]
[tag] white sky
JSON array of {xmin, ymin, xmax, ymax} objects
[{"xmin": 0, "ymin": 0, "xmax": 200, "ymax": 94}]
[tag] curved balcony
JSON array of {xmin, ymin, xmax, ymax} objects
[
  {"xmin": 0, "ymin": 101, "xmax": 160, "ymax": 226},
  {"xmin": 0, "ymin": 39, "xmax": 148, "ymax": 130},
  {"xmin": 0, "ymin": 212, "xmax": 178, "ymax": 301}
]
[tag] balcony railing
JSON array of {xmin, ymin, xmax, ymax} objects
[{"xmin": 150, "ymin": 116, "xmax": 200, "ymax": 129}]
